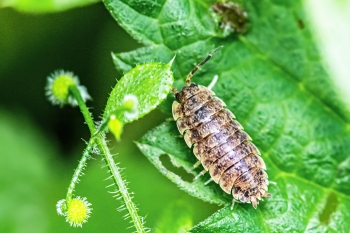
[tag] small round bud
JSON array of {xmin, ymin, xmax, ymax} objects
[
  {"xmin": 45, "ymin": 70, "xmax": 91, "ymax": 107},
  {"xmin": 66, "ymin": 196, "xmax": 92, "ymax": 227},
  {"xmin": 108, "ymin": 115, "xmax": 123, "ymax": 141},
  {"xmin": 122, "ymin": 94, "xmax": 139, "ymax": 120}
]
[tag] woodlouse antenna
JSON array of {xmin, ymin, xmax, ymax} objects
[{"xmin": 185, "ymin": 46, "xmax": 223, "ymax": 85}]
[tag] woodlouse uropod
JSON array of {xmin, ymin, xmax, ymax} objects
[{"xmin": 172, "ymin": 47, "xmax": 271, "ymax": 209}]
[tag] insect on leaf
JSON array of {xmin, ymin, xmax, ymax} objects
[{"xmin": 105, "ymin": 0, "xmax": 350, "ymax": 232}]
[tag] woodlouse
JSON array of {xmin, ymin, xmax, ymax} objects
[{"xmin": 172, "ymin": 47, "xmax": 271, "ymax": 208}]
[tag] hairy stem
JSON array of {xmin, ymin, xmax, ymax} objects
[
  {"xmin": 69, "ymin": 85, "xmax": 96, "ymax": 134},
  {"xmin": 68, "ymin": 85, "xmax": 146, "ymax": 232},
  {"xmin": 66, "ymin": 140, "xmax": 94, "ymax": 203},
  {"xmin": 95, "ymin": 135, "xmax": 146, "ymax": 233}
]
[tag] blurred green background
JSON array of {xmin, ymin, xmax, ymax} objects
[
  {"xmin": 0, "ymin": 3, "xmax": 220, "ymax": 232},
  {"xmin": 3, "ymin": 0, "xmax": 350, "ymax": 231}
]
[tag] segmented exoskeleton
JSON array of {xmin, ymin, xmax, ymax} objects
[{"xmin": 172, "ymin": 47, "xmax": 271, "ymax": 208}]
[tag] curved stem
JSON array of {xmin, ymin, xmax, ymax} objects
[
  {"xmin": 69, "ymin": 85, "xmax": 96, "ymax": 134},
  {"xmin": 66, "ymin": 140, "xmax": 94, "ymax": 203},
  {"xmin": 68, "ymin": 84, "xmax": 147, "ymax": 232}
]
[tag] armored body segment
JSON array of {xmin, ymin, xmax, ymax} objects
[
  {"xmin": 175, "ymin": 83, "xmax": 200, "ymax": 102},
  {"xmin": 182, "ymin": 89, "xmax": 215, "ymax": 115},
  {"xmin": 172, "ymin": 101, "xmax": 183, "ymax": 120},
  {"xmin": 200, "ymin": 139, "xmax": 259, "ymax": 177},
  {"xmin": 208, "ymin": 141, "xmax": 260, "ymax": 183},
  {"xmin": 172, "ymin": 88, "xmax": 216, "ymax": 119},
  {"xmin": 219, "ymin": 154, "xmax": 266, "ymax": 194},
  {"xmin": 175, "ymin": 98, "xmax": 226, "ymax": 134},
  {"xmin": 197, "ymin": 130, "xmax": 251, "ymax": 162},
  {"xmin": 175, "ymin": 84, "xmax": 214, "ymax": 103},
  {"xmin": 201, "ymin": 140, "xmax": 238, "ymax": 169},
  {"xmin": 173, "ymin": 80, "xmax": 270, "ymax": 208},
  {"xmin": 183, "ymin": 109, "xmax": 235, "ymax": 147},
  {"xmin": 193, "ymin": 121, "xmax": 244, "ymax": 157},
  {"xmin": 233, "ymin": 167, "xmax": 270, "ymax": 208}
]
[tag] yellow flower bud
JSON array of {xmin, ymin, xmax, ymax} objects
[
  {"xmin": 45, "ymin": 70, "xmax": 90, "ymax": 107},
  {"xmin": 108, "ymin": 115, "xmax": 123, "ymax": 141},
  {"xmin": 66, "ymin": 197, "xmax": 92, "ymax": 227}
]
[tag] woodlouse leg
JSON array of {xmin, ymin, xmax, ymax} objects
[
  {"xmin": 268, "ymin": 180, "xmax": 277, "ymax": 185},
  {"xmin": 193, "ymin": 160, "xmax": 201, "ymax": 169},
  {"xmin": 251, "ymin": 196, "xmax": 258, "ymax": 209},
  {"xmin": 194, "ymin": 169, "xmax": 207, "ymax": 181},
  {"xmin": 207, "ymin": 75, "xmax": 218, "ymax": 90},
  {"xmin": 172, "ymin": 87, "xmax": 178, "ymax": 94},
  {"xmin": 204, "ymin": 178, "xmax": 213, "ymax": 185},
  {"xmin": 230, "ymin": 199, "xmax": 236, "ymax": 210},
  {"xmin": 261, "ymin": 192, "xmax": 272, "ymax": 197}
]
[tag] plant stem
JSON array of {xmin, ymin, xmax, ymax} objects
[
  {"xmin": 69, "ymin": 85, "xmax": 96, "ymax": 134},
  {"xmin": 69, "ymin": 85, "xmax": 146, "ymax": 233},
  {"xmin": 95, "ymin": 136, "xmax": 146, "ymax": 233},
  {"xmin": 66, "ymin": 140, "xmax": 94, "ymax": 203}
]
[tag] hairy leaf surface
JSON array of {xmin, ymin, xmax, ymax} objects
[
  {"xmin": 103, "ymin": 62, "xmax": 174, "ymax": 126},
  {"xmin": 104, "ymin": 0, "xmax": 350, "ymax": 231}
]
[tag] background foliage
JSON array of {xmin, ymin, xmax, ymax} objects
[
  {"xmin": 0, "ymin": 2, "xmax": 218, "ymax": 232},
  {"xmin": 1, "ymin": 0, "xmax": 350, "ymax": 232}
]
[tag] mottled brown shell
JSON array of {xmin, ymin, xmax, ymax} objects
[{"xmin": 172, "ymin": 83, "xmax": 270, "ymax": 208}]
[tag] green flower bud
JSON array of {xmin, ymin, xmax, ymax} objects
[
  {"xmin": 45, "ymin": 70, "xmax": 90, "ymax": 107},
  {"xmin": 108, "ymin": 115, "xmax": 123, "ymax": 141}
]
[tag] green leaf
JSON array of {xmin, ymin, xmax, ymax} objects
[
  {"xmin": 136, "ymin": 122, "xmax": 229, "ymax": 206},
  {"xmin": 154, "ymin": 199, "xmax": 193, "ymax": 233},
  {"xmin": 102, "ymin": 61, "xmax": 174, "ymax": 127},
  {"xmin": 105, "ymin": 0, "xmax": 350, "ymax": 231},
  {"xmin": 1, "ymin": 0, "xmax": 99, "ymax": 13},
  {"xmin": 112, "ymin": 46, "xmax": 172, "ymax": 73}
]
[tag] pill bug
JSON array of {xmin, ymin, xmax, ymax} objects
[{"xmin": 172, "ymin": 47, "xmax": 271, "ymax": 208}]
